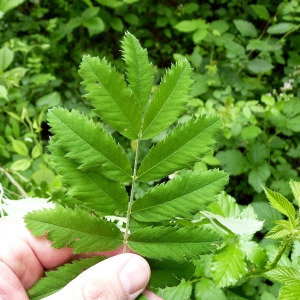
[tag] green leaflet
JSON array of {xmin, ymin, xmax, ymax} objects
[
  {"xmin": 263, "ymin": 187, "xmax": 296, "ymax": 221},
  {"xmin": 211, "ymin": 244, "xmax": 247, "ymax": 288},
  {"xmin": 128, "ymin": 226, "xmax": 222, "ymax": 261},
  {"xmin": 132, "ymin": 170, "xmax": 228, "ymax": 222},
  {"xmin": 137, "ymin": 115, "xmax": 222, "ymax": 182},
  {"xmin": 49, "ymin": 145, "xmax": 128, "ymax": 215},
  {"xmin": 265, "ymin": 266, "xmax": 300, "ymax": 286},
  {"xmin": 79, "ymin": 55, "xmax": 142, "ymax": 139},
  {"xmin": 25, "ymin": 206, "xmax": 124, "ymax": 253},
  {"xmin": 48, "ymin": 107, "xmax": 132, "ymax": 182},
  {"xmin": 148, "ymin": 259, "xmax": 195, "ymax": 288},
  {"xmin": 27, "ymin": 257, "xmax": 105, "ymax": 300},
  {"xmin": 141, "ymin": 59, "xmax": 193, "ymax": 140},
  {"xmin": 121, "ymin": 32, "xmax": 152, "ymax": 110}
]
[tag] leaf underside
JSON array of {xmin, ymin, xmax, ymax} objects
[
  {"xmin": 128, "ymin": 226, "xmax": 222, "ymax": 261},
  {"xmin": 25, "ymin": 206, "xmax": 124, "ymax": 253},
  {"xmin": 27, "ymin": 257, "xmax": 104, "ymax": 300}
]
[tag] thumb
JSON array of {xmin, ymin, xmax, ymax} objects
[{"xmin": 44, "ymin": 253, "xmax": 151, "ymax": 300}]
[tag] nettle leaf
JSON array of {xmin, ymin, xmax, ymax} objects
[
  {"xmin": 279, "ymin": 283, "xmax": 300, "ymax": 300},
  {"xmin": 27, "ymin": 257, "xmax": 104, "ymax": 300},
  {"xmin": 160, "ymin": 281, "xmax": 193, "ymax": 300},
  {"xmin": 138, "ymin": 115, "xmax": 222, "ymax": 182},
  {"xmin": 128, "ymin": 226, "xmax": 222, "ymax": 261},
  {"xmin": 141, "ymin": 59, "xmax": 193, "ymax": 140},
  {"xmin": 121, "ymin": 32, "xmax": 152, "ymax": 110},
  {"xmin": 263, "ymin": 187, "xmax": 296, "ymax": 221},
  {"xmin": 25, "ymin": 206, "xmax": 124, "ymax": 253},
  {"xmin": 48, "ymin": 107, "xmax": 132, "ymax": 182},
  {"xmin": 132, "ymin": 170, "xmax": 228, "ymax": 222},
  {"xmin": 212, "ymin": 243, "xmax": 248, "ymax": 288},
  {"xmin": 79, "ymin": 55, "xmax": 142, "ymax": 139},
  {"xmin": 289, "ymin": 179, "xmax": 300, "ymax": 207},
  {"xmin": 49, "ymin": 145, "xmax": 128, "ymax": 215}
]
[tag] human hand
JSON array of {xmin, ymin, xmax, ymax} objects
[{"xmin": 0, "ymin": 218, "xmax": 162, "ymax": 300}]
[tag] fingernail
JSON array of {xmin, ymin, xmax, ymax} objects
[{"xmin": 119, "ymin": 256, "xmax": 150, "ymax": 297}]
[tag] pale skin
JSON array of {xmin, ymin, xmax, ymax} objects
[{"xmin": 0, "ymin": 218, "xmax": 163, "ymax": 300}]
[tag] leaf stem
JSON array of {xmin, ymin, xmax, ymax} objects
[{"xmin": 123, "ymin": 135, "xmax": 141, "ymax": 253}]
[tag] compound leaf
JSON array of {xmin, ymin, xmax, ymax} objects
[
  {"xmin": 79, "ymin": 55, "xmax": 142, "ymax": 139},
  {"xmin": 121, "ymin": 31, "xmax": 152, "ymax": 110},
  {"xmin": 132, "ymin": 170, "xmax": 228, "ymax": 222},
  {"xmin": 128, "ymin": 226, "xmax": 222, "ymax": 261},
  {"xmin": 48, "ymin": 107, "xmax": 132, "ymax": 182},
  {"xmin": 138, "ymin": 115, "xmax": 222, "ymax": 182},
  {"xmin": 48, "ymin": 145, "xmax": 128, "ymax": 215},
  {"xmin": 27, "ymin": 257, "xmax": 104, "ymax": 300},
  {"xmin": 141, "ymin": 59, "xmax": 193, "ymax": 140},
  {"xmin": 25, "ymin": 206, "xmax": 124, "ymax": 253}
]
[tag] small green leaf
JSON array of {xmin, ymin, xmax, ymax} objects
[
  {"xmin": 148, "ymin": 259, "xmax": 195, "ymax": 288},
  {"xmin": 241, "ymin": 125, "xmax": 262, "ymax": 141},
  {"xmin": 234, "ymin": 20, "xmax": 257, "ymax": 37},
  {"xmin": 247, "ymin": 58, "xmax": 274, "ymax": 74},
  {"xmin": 25, "ymin": 206, "xmax": 124, "ymax": 253},
  {"xmin": 265, "ymin": 266, "xmax": 300, "ymax": 285},
  {"xmin": 194, "ymin": 278, "xmax": 226, "ymax": 300},
  {"xmin": 49, "ymin": 145, "xmax": 128, "ymax": 215},
  {"xmin": 27, "ymin": 257, "xmax": 105, "ymax": 300},
  {"xmin": 138, "ymin": 115, "xmax": 222, "ymax": 182},
  {"xmin": 216, "ymin": 149, "xmax": 248, "ymax": 176},
  {"xmin": 160, "ymin": 281, "xmax": 193, "ymax": 300},
  {"xmin": 121, "ymin": 32, "xmax": 152, "ymax": 110},
  {"xmin": 201, "ymin": 210, "xmax": 264, "ymax": 235},
  {"xmin": 132, "ymin": 170, "xmax": 228, "ymax": 222},
  {"xmin": 263, "ymin": 187, "xmax": 296, "ymax": 221},
  {"xmin": 141, "ymin": 59, "xmax": 193, "ymax": 140},
  {"xmin": 79, "ymin": 55, "xmax": 142, "ymax": 139},
  {"xmin": 11, "ymin": 139, "xmax": 28, "ymax": 156},
  {"xmin": 10, "ymin": 158, "xmax": 31, "ymax": 171},
  {"xmin": 128, "ymin": 226, "xmax": 222, "ymax": 261},
  {"xmin": 267, "ymin": 23, "xmax": 296, "ymax": 35},
  {"xmin": 0, "ymin": 45, "xmax": 14, "ymax": 71},
  {"xmin": 289, "ymin": 179, "xmax": 300, "ymax": 207},
  {"xmin": 48, "ymin": 108, "xmax": 132, "ymax": 182},
  {"xmin": 174, "ymin": 19, "xmax": 205, "ymax": 32},
  {"xmin": 212, "ymin": 244, "xmax": 247, "ymax": 288},
  {"xmin": 248, "ymin": 163, "xmax": 271, "ymax": 193},
  {"xmin": 0, "ymin": 0, "xmax": 25, "ymax": 14},
  {"xmin": 251, "ymin": 5, "xmax": 270, "ymax": 21}
]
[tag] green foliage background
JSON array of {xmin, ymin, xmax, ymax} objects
[{"xmin": 0, "ymin": 0, "xmax": 300, "ymax": 299}]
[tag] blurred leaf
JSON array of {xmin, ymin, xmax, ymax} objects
[
  {"xmin": 234, "ymin": 20, "xmax": 257, "ymax": 37},
  {"xmin": 251, "ymin": 5, "xmax": 270, "ymax": 21},
  {"xmin": 267, "ymin": 23, "xmax": 296, "ymax": 35},
  {"xmin": 10, "ymin": 158, "xmax": 32, "ymax": 171},
  {"xmin": 247, "ymin": 58, "xmax": 274, "ymax": 74},
  {"xmin": 0, "ymin": 46, "xmax": 14, "ymax": 71},
  {"xmin": 216, "ymin": 150, "xmax": 248, "ymax": 175}
]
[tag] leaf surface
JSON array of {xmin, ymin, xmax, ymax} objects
[
  {"xmin": 121, "ymin": 32, "xmax": 152, "ymax": 110},
  {"xmin": 48, "ymin": 108, "xmax": 132, "ymax": 182},
  {"xmin": 138, "ymin": 115, "xmax": 222, "ymax": 182},
  {"xmin": 212, "ymin": 244, "xmax": 247, "ymax": 288},
  {"xmin": 25, "ymin": 206, "xmax": 124, "ymax": 253},
  {"xmin": 263, "ymin": 187, "xmax": 295, "ymax": 220},
  {"xmin": 49, "ymin": 145, "xmax": 128, "ymax": 215},
  {"xmin": 128, "ymin": 226, "xmax": 222, "ymax": 261},
  {"xmin": 79, "ymin": 55, "xmax": 142, "ymax": 139},
  {"xmin": 141, "ymin": 59, "xmax": 193, "ymax": 139},
  {"xmin": 132, "ymin": 170, "xmax": 228, "ymax": 222},
  {"xmin": 27, "ymin": 257, "xmax": 104, "ymax": 300}
]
